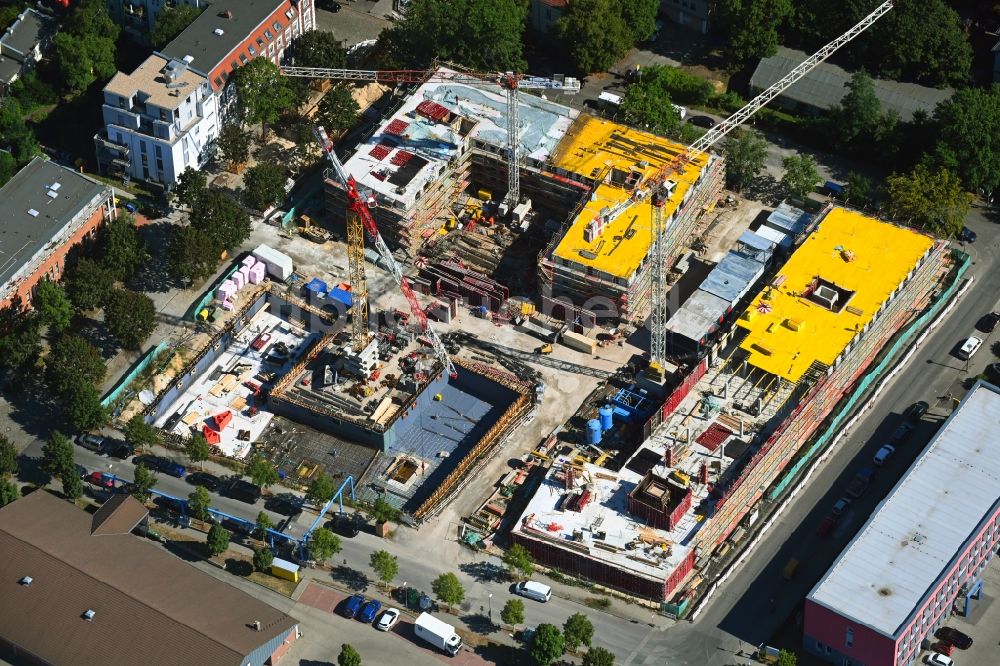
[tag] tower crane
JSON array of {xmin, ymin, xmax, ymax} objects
[
  {"xmin": 283, "ymin": 66, "xmax": 579, "ymax": 207},
  {"xmin": 642, "ymin": 0, "xmax": 896, "ymax": 376},
  {"xmin": 314, "ymin": 125, "xmax": 458, "ymax": 379}
]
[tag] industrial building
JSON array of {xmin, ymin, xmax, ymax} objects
[
  {"xmin": 512, "ymin": 207, "xmax": 948, "ymax": 603},
  {"xmin": 804, "ymin": 381, "xmax": 1000, "ymax": 666},
  {"xmin": 0, "ymin": 491, "xmax": 299, "ymax": 666},
  {"xmin": 0, "ymin": 157, "xmax": 115, "ymax": 310}
]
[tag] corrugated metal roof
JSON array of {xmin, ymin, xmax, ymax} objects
[
  {"xmin": 700, "ymin": 251, "xmax": 765, "ymax": 305},
  {"xmin": 666, "ymin": 290, "xmax": 728, "ymax": 343},
  {"xmin": 738, "ymin": 230, "xmax": 775, "ymax": 263},
  {"xmin": 765, "ymin": 202, "xmax": 812, "ymax": 236},
  {"xmin": 754, "ymin": 225, "xmax": 792, "ymax": 249},
  {"xmin": 808, "ymin": 381, "xmax": 1000, "ymax": 638},
  {"xmin": 750, "ymin": 47, "xmax": 953, "ymax": 121}
]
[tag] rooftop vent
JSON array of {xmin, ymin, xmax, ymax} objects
[
  {"xmin": 19, "ymin": 576, "xmax": 32, "ymax": 586},
  {"xmin": 27, "ymin": 208, "xmax": 38, "ymax": 217},
  {"xmin": 48, "ymin": 182, "xmax": 61, "ymax": 191},
  {"xmin": 182, "ymin": 55, "xmax": 194, "ymax": 64},
  {"xmin": 213, "ymin": 28, "xmax": 224, "ymax": 36},
  {"xmin": 82, "ymin": 610, "xmax": 95, "ymax": 621},
  {"xmin": 219, "ymin": 10, "xmax": 233, "ymax": 19},
  {"xmin": 46, "ymin": 189, "xmax": 58, "ymax": 199}
]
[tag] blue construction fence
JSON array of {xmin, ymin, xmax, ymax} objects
[{"xmin": 101, "ymin": 339, "xmax": 170, "ymax": 409}]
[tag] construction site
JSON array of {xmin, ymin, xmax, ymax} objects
[{"xmin": 510, "ymin": 206, "xmax": 954, "ymax": 605}]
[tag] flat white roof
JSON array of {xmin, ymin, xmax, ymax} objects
[
  {"xmin": 340, "ymin": 67, "xmax": 578, "ymax": 212},
  {"xmin": 808, "ymin": 381, "xmax": 1000, "ymax": 638}
]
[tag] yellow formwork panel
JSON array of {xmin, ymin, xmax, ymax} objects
[
  {"xmin": 736, "ymin": 208, "xmax": 934, "ymax": 382},
  {"xmin": 550, "ymin": 115, "xmax": 708, "ymax": 279}
]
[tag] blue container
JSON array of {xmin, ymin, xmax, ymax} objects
[
  {"xmin": 328, "ymin": 287, "xmax": 354, "ymax": 309},
  {"xmin": 305, "ymin": 278, "xmax": 328, "ymax": 294},
  {"xmin": 586, "ymin": 419, "xmax": 602, "ymax": 446},
  {"xmin": 599, "ymin": 405, "xmax": 614, "ymax": 432}
]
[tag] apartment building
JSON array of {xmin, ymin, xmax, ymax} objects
[{"xmin": 0, "ymin": 8, "xmax": 55, "ymax": 92}]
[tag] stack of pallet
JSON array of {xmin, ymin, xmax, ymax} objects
[{"xmin": 419, "ymin": 260, "xmax": 509, "ymax": 312}]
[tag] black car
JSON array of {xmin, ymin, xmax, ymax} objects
[
  {"xmin": 888, "ymin": 422, "xmax": 913, "ymax": 445},
  {"xmin": 133, "ymin": 455, "xmax": 187, "ymax": 478},
  {"xmin": 317, "ymin": 0, "xmax": 341, "ymax": 11},
  {"xmin": 227, "ymin": 479, "xmax": 262, "ymax": 504},
  {"xmin": 325, "ymin": 513, "xmax": 361, "ymax": 538},
  {"xmin": 934, "ymin": 626, "xmax": 972, "ymax": 649},
  {"xmin": 186, "ymin": 471, "xmax": 221, "ymax": 492},
  {"xmin": 903, "ymin": 401, "xmax": 928, "ymax": 422},
  {"xmin": 977, "ymin": 311, "xmax": 1000, "ymax": 333},
  {"xmin": 266, "ymin": 496, "xmax": 303, "ymax": 516},
  {"xmin": 220, "ymin": 517, "xmax": 254, "ymax": 536},
  {"xmin": 958, "ymin": 226, "xmax": 977, "ymax": 243},
  {"xmin": 986, "ymin": 362, "xmax": 1000, "ymax": 385},
  {"xmin": 105, "ymin": 440, "xmax": 135, "ymax": 459},
  {"xmin": 689, "ymin": 115, "xmax": 716, "ymax": 128}
]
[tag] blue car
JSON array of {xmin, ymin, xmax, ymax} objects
[
  {"xmin": 341, "ymin": 594, "xmax": 365, "ymax": 619},
  {"xmin": 959, "ymin": 226, "xmax": 977, "ymax": 243},
  {"xmin": 359, "ymin": 599, "xmax": 381, "ymax": 623}
]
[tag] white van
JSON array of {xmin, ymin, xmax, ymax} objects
[
  {"xmin": 958, "ymin": 335, "xmax": 983, "ymax": 360},
  {"xmin": 514, "ymin": 580, "xmax": 552, "ymax": 602}
]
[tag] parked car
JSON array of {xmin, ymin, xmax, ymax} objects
[
  {"xmin": 958, "ymin": 226, "xmax": 977, "ymax": 243},
  {"xmin": 935, "ymin": 626, "xmax": 973, "ymax": 649},
  {"xmin": 957, "ymin": 335, "xmax": 983, "ymax": 360},
  {"xmin": 816, "ymin": 516, "xmax": 837, "ymax": 539},
  {"xmin": 317, "ymin": 0, "xmax": 342, "ymax": 10},
  {"xmin": 977, "ymin": 311, "xmax": 1000, "ymax": 333},
  {"xmin": 341, "ymin": 594, "xmax": 365, "ymax": 619},
  {"xmin": 325, "ymin": 513, "xmax": 361, "ymax": 538},
  {"xmin": 134, "ymin": 455, "xmax": 187, "ymax": 478},
  {"xmin": 889, "ymin": 422, "xmax": 914, "ymax": 445},
  {"xmin": 220, "ymin": 518, "xmax": 253, "ymax": 536},
  {"xmin": 76, "ymin": 434, "xmax": 106, "ymax": 453},
  {"xmin": 376, "ymin": 608, "xmax": 401, "ymax": 631},
  {"xmin": 514, "ymin": 581, "xmax": 552, "ymax": 602},
  {"xmin": 266, "ymin": 496, "xmax": 303, "ymax": 516},
  {"xmin": 359, "ymin": 599, "xmax": 382, "ymax": 623},
  {"xmin": 831, "ymin": 497, "xmax": 851, "ymax": 516},
  {"xmin": 186, "ymin": 471, "xmax": 221, "ymax": 492},
  {"xmin": 925, "ymin": 652, "xmax": 954, "ymax": 666},
  {"xmin": 86, "ymin": 472, "xmax": 114, "ymax": 489},
  {"xmin": 227, "ymin": 479, "xmax": 262, "ymax": 504},
  {"xmin": 873, "ymin": 444, "xmax": 896, "ymax": 466},
  {"xmin": 104, "ymin": 440, "xmax": 134, "ymax": 459},
  {"xmin": 903, "ymin": 401, "xmax": 929, "ymax": 422},
  {"xmin": 846, "ymin": 465, "xmax": 876, "ymax": 498},
  {"xmin": 689, "ymin": 115, "xmax": 716, "ymax": 128},
  {"xmin": 75, "ymin": 464, "xmax": 88, "ymax": 479},
  {"xmin": 986, "ymin": 362, "xmax": 1000, "ymax": 385}
]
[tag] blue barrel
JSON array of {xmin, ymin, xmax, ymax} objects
[
  {"xmin": 586, "ymin": 419, "xmax": 603, "ymax": 446},
  {"xmin": 599, "ymin": 405, "xmax": 614, "ymax": 431}
]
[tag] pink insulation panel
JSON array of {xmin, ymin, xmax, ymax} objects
[
  {"xmin": 221, "ymin": 299, "xmax": 234, "ymax": 311},
  {"xmin": 232, "ymin": 272, "xmax": 246, "ymax": 290},
  {"xmin": 241, "ymin": 255, "xmax": 257, "ymax": 268}
]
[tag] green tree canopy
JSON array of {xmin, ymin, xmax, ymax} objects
[
  {"xmin": 500, "ymin": 598, "xmax": 525, "ymax": 627},
  {"xmin": 844, "ymin": 171, "xmax": 874, "ymax": 208},
  {"xmin": 716, "ymin": 0, "xmax": 792, "ymax": 64},
  {"xmin": 167, "ymin": 226, "xmax": 219, "ymax": 285},
  {"xmin": 563, "ymin": 612, "xmax": 595, "ymax": 652},
  {"xmin": 306, "ymin": 473, "xmax": 336, "ymax": 506},
  {"xmin": 0, "ymin": 151, "xmax": 16, "ymax": 187},
  {"xmin": 885, "ymin": 164, "xmax": 971, "ymax": 238},
  {"xmin": 781, "ymin": 154, "xmax": 821, "ymax": 198},
  {"xmin": 556, "ymin": 0, "xmax": 633, "ymax": 74},
  {"xmin": 369, "ymin": 496, "xmax": 401, "ymax": 524},
  {"xmin": 317, "ymin": 84, "xmax": 361, "ymax": 135},
  {"xmin": 370, "ymin": 549, "xmax": 399, "ymax": 588},
  {"xmin": 123, "ymin": 413, "xmax": 160, "ymax": 449},
  {"xmin": 188, "ymin": 485, "xmax": 212, "ymax": 520},
  {"xmin": 189, "ymin": 191, "xmax": 252, "ymax": 252},
  {"xmin": 234, "ymin": 58, "xmax": 297, "ymax": 138},
  {"xmin": 0, "ymin": 98, "xmax": 39, "ymax": 165},
  {"xmin": 130, "ymin": 463, "xmax": 157, "ymax": 503},
  {"xmin": 0, "ymin": 479, "xmax": 19, "ymax": 507},
  {"xmin": 253, "ymin": 545, "xmax": 275, "ymax": 572},
  {"xmin": 377, "ymin": 0, "xmax": 528, "ymax": 71},
  {"xmin": 777, "ymin": 649, "xmax": 797, "ymax": 666},
  {"xmin": 502, "ymin": 543, "xmax": 535, "ymax": 579},
  {"xmin": 33, "ymin": 280, "xmax": 73, "ymax": 333},
  {"xmin": 100, "ymin": 213, "xmax": 147, "ymax": 282},
  {"xmin": 150, "ymin": 5, "xmax": 203, "ymax": 49},
  {"xmin": 619, "ymin": 0, "xmax": 660, "ymax": 43},
  {"xmin": 867, "ymin": 0, "xmax": 971, "ymax": 87},
  {"xmin": 723, "ymin": 130, "xmax": 768, "ymax": 192},
  {"xmin": 288, "ymin": 30, "xmax": 347, "ymax": 69},
  {"xmin": 583, "ymin": 646, "xmax": 616, "ymax": 666},
  {"xmin": 64, "ymin": 258, "xmax": 115, "ymax": 312},
  {"xmin": 337, "ymin": 644, "xmax": 361, "ymax": 666},
  {"xmin": 173, "ymin": 168, "xmax": 208, "ymax": 209},
  {"xmin": 0, "ymin": 303, "xmax": 41, "ymax": 374},
  {"xmin": 932, "ymin": 85, "xmax": 1000, "ymax": 194},
  {"xmin": 186, "ymin": 433, "xmax": 211, "ymax": 468},
  {"xmin": 62, "ymin": 468, "xmax": 83, "ymax": 500},
  {"xmin": 105, "ymin": 288, "xmax": 157, "ymax": 350},
  {"xmin": 246, "ymin": 455, "xmax": 279, "ymax": 489},
  {"xmin": 53, "ymin": 0, "xmax": 119, "ymax": 94},
  {"xmin": 255, "ymin": 510, "xmax": 274, "ymax": 539},
  {"xmin": 621, "ymin": 83, "xmax": 682, "ymax": 137},
  {"xmin": 830, "ymin": 70, "xmax": 881, "ymax": 147},
  {"xmin": 206, "ymin": 524, "xmax": 231, "ymax": 556},
  {"xmin": 46, "ymin": 334, "xmax": 106, "ymax": 394},
  {"xmin": 217, "ymin": 123, "xmax": 252, "ymax": 168},
  {"xmin": 431, "ymin": 572, "xmax": 465, "ymax": 607},
  {"xmin": 308, "ymin": 527, "xmax": 342, "ymax": 561},
  {"xmin": 61, "ymin": 380, "xmax": 108, "ymax": 432},
  {"xmin": 242, "ymin": 163, "xmax": 287, "ymax": 211},
  {"xmin": 41, "ymin": 430, "xmax": 74, "ymax": 480},
  {"xmin": 531, "ymin": 623, "xmax": 565, "ymax": 666},
  {"xmin": 0, "ymin": 435, "xmax": 17, "ymax": 478}
]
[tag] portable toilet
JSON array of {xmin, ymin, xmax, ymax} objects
[
  {"xmin": 586, "ymin": 419, "xmax": 602, "ymax": 446},
  {"xmin": 270, "ymin": 557, "xmax": 300, "ymax": 582},
  {"xmin": 598, "ymin": 405, "xmax": 614, "ymax": 431}
]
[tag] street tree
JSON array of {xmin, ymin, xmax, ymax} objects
[
  {"xmin": 253, "ymin": 546, "xmax": 275, "ymax": 572},
  {"xmin": 53, "ymin": 27, "xmax": 118, "ymax": 95},
  {"xmin": 828, "ymin": 70, "xmax": 880, "ymax": 147},
  {"xmin": 0, "ymin": 435, "xmax": 17, "ymax": 478},
  {"xmin": 34, "ymin": 280, "xmax": 73, "ymax": 333},
  {"xmin": 317, "ymin": 84, "xmax": 360, "ymax": 135},
  {"xmin": 781, "ymin": 154, "xmax": 821, "ymax": 198},
  {"xmin": 306, "ymin": 473, "xmax": 336, "ymax": 506},
  {"xmin": 206, "ymin": 524, "xmax": 231, "ymax": 556},
  {"xmin": 563, "ymin": 612, "xmax": 595, "ymax": 652},
  {"xmin": 932, "ymin": 86, "xmax": 1000, "ymax": 195},
  {"xmin": 255, "ymin": 511, "xmax": 274, "ymax": 539},
  {"xmin": 369, "ymin": 496, "xmax": 400, "ymax": 524},
  {"xmin": 188, "ymin": 485, "xmax": 211, "ymax": 520},
  {"xmin": 123, "ymin": 413, "xmax": 160, "ymax": 449},
  {"xmin": 583, "ymin": 646, "xmax": 616, "ymax": 666},
  {"xmin": 217, "ymin": 123, "xmax": 252, "ymax": 170},
  {"xmin": 530, "ymin": 623, "xmax": 565, "ymax": 666},
  {"xmin": 0, "ymin": 480, "xmax": 19, "ymax": 507},
  {"xmin": 173, "ymin": 168, "xmax": 208, "ymax": 209},
  {"xmin": 723, "ymin": 130, "xmax": 769, "ymax": 192},
  {"xmin": 167, "ymin": 226, "xmax": 219, "ymax": 285},
  {"xmin": 61, "ymin": 380, "xmax": 108, "ymax": 432},
  {"xmin": 377, "ymin": 0, "xmax": 528, "ymax": 71},
  {"xmin": 185, "ymin": 433, "xmax": 211, "ymax": 469},
  {"xmin": 290, "ymin": 121, "xmax": 321, "ymax": 173},
  {"xmin": 885, "ymin": 164, "xmax": 971, "ymax": 238},
  {"xmin": 234, "ymin": 58, "xmax": 296, "ymax": 140},
  {"xmin": 41, "ymin": 430, "xmax": 75, "ymax": 479},
  {"xmin": 308, "ymin": 527, "xmax": 342, "ymax": 562},
  {"xmin": 288, "ymin": 30, "xmax": 346, "ymax": 69},
  {"xmin": 0, "ymin": 305, "xmax": 41, "ymax": 374},
  {"xmin": 844, "ymin": 171, "xmax": 874, "ymax": 208},
  {"xmin": 431, "ymin": 572, "xmax": 465, "ymax": 609},
  {"xmin": 557, "ymin": 0, "xmax": 633, "ymax": 74},
  {"xmin": 500, "ymin": 598, "xmax": 525, "ymax": 628},
  {"xmin": 777, "ymin": 649, "xmax": 797, "ymax": 666},
  {"xmin": 242, "ymin": 163, "xmax": 287, "ymax": 211},
  {"xmin": 337, "ymin": 644, "xmax": 361, "ymax": 666},
  {"xmin": 64, "ymin": 259, "xmax": 115, "ymax": 311},
  {"xmin": 370, "ymin": 550, "xmax": 399, "ymax": 589},
  {"xmin": 620, "ymin": 0, "xmax": 660, "ymax": 44},
  {"xmin": 716, "ymin": 0, "xmax": 792, "ymax": 64},
  {"xmin": 502, "ymin": 543, "xmax": 535, "ymax": 579},
  {"xmin": 130, "ymin": 463, "xmax": 157, "ymax": 503},
  {"xmin": 621, "ymin": 79, "xmax": 683, "ymax": 138},
  {"xmin": 150, "ymin": 5, "xmax": 202, "ymax": 48},
  {"xmin": 246, "ymin": 455, "xmax": 279, "ymax": 489},
  {"xmin": 868, "ymin": 0, "xmax": 971, "ymax": 87},
  {"xmin": 62, "ymin": 469, "xmax": 83, "ymax": 501},
  {"xmin": 105, "ymin": 289, "xmax": 157, "ymax": 350},
  {"xmin": 46, "ymin": 334, "xmax": 106, "ymax": 394},
  {"xmin": 100, "ymin": 213, "xmax": 147, "ymax": 282},
  {"xmin": 190, "ymin": 191, "xmax": 252, "ymax": 252}
]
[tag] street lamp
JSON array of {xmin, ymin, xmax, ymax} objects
[
  {"xmin": 488, "ymin": 593, "xmax": 493, "ymax": 623},
  {"xmin": 402, "ymin": 581, "xmax": 408, "ymax": 610}
]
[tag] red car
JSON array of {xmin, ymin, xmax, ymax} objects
[
  {"xmin": 86, "ymin": 472, "xmax": 114, "ymax": 489},
  {"xmin": 816, "ymin": 516, "xmax": 837, "ymax": 539},
  {"xmin": 250, "ymin": 333, "xmax": 272, "ymax": 351}
]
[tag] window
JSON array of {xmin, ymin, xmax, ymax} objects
[
  {"xmin": 248, "ymin": 45, "xmax": 256, "ymax": 56},
  {"xmin": 214, "ymin": 76, "xmax": 224, "ymax": 87},
  {"xmin": 257, "ymin": 37, "xmax": 265, "ymax": 48},
  {"xmin": 118, "ymin": 96, "xmax": 127, "ymax": 109},
  {"xmin": 154, "ymin": 145, "xmax": 162, "ymax": 158},
  {"xmin": 139, "ymin": 141, "xmax": 147, "ymax": 154},
  {"xmin": 156, "ymin": 159, "xmax": 164, "ymax": 172},
  {"xmin": 239, "ymin": 54, "xmax": 248, "ymax": 65},
  {"xmin": 845, "ymin": 628, "xmax": 854, "ymax": 649},
  {"xmin": 272, "ymin": 21, "xmax": 282, "ymax": 31},
  {"xmin": 264, "ymin": 29, "xmax": 273, "ymax": 40},
  {"xmin": 231, "ymin": 60, "xmax": 239, "ymax": 71},
  {"xmin": 220, "ymin": 71, "xmax": 229, "ymax": 82}
]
